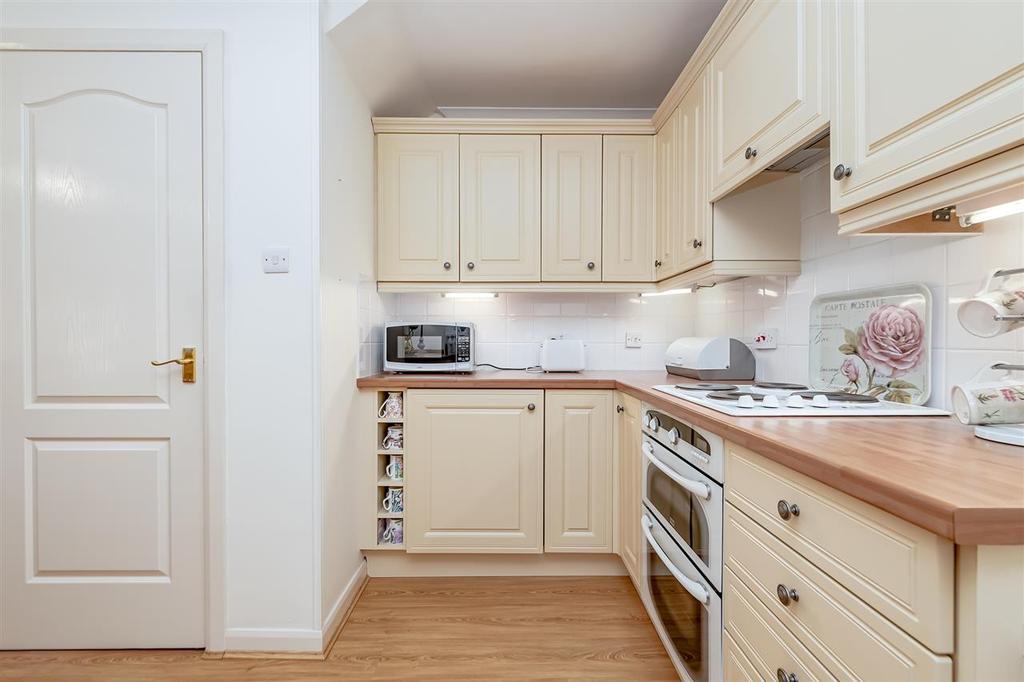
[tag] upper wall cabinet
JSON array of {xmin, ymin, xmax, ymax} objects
[
  {"xmin": 460, "ymin": 134, "xmax": 541, "ymax": 282},
  {"xmin": 709, "ymin": 0, "xmax": 828, "ymax": 200},
  {"xmin": 542, "ymin": 135, "xmax": 602, "ymax": 281},
  {"xmin": 831, "ymin": 1, "xmax": 1024, "ymax": 213},
  {"xmin": 603, "ymin": 136, "xmax": 654, "ymax": 282},
  {"xmin": 672, "ymin": 69, "xmax": 712, "ymax": 277},
  {"xmin": 377, "ymin": 134, "xmax": 459, "ymax": 281},
  {"xmin": 654, "ymin": 106, "xmax": 680, "ymax": 278}
]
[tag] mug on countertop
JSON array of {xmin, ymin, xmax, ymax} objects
[{"xmin": 951, "ymin": 363, "xmax": 1024, "ymax": 425}]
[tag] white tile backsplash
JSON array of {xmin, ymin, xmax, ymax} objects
[{"xmin": 689, "ymin": 164, "xmax": 1024, "ymax": 408}]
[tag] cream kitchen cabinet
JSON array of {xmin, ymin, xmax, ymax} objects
[
  {"xmin": 544, "ymin": 391, "xmax": 613, "ymax": 552},
  {"xmin": 831, "ymin": 0, "xmax": 1024, "ymax": 213},
  {"xmin": 376, "ymin": 134, "xmax": 459, "ymax": 281},
  {"xmin": 708, "ymin": 0, "xmax": 828, "ymax": 200},
  {"xmin": 460, "ymin": 134, "xmax": 541, "ymax": 282},
  {"xmin": 615, "ymin": 392, "xmax": 642, "ymax": 583},
  {"xmin": 405, "ymin": 389, "xmax": 544, "ymax": 553},
  {"xmin": 654, "ymin": 106, "xmax": 680, "ymax": 279},
  {"xmin": 671, "ymin": 70, "xmax": 712, "ymax": 277},
  {"xmin": 602, "ymin": 136, "xmax": 653, "ymax": 282},
  {"xmin": 542, "ymin": 135, "xmax": 602, "ymax": 281}
]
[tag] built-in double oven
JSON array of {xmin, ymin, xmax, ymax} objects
[{"xmin": 639, "ymin": 405, "xmax": 724, "ymax": 682}]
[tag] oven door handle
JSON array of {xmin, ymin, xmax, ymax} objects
[
  {"xmin": 643, "ymin": 442, "xmax": 712, "ymax": 501},
  {"xmin": 642, "ymin": 516, "xmax": 711, "ymax": 606}
]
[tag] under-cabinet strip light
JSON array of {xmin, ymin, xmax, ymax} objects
[{"xmin": 441, "ymin": 292, "xmax": 498, "ymax": 299}]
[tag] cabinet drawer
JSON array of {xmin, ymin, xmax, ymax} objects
[
  {"xmin": 724, "ymin": 629, "xmax": 763, "ymax": 682},
  {"xmin": 726, "ymin": 504, "xmax": 953, "ymax": 681},
  {"xmin": 725, "ymin": 444, "xmax": 954, "ymax": 653},
  {"xmin": 725, "ymin": 566, "xmax": 836, "ymax": 682}
]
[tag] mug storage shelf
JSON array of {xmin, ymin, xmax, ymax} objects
[{"xmin": 373, "ymin": 390, "xmax": 406, "ymax": 549}]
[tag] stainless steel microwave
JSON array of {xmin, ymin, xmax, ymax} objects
[{"xmin": 384, "ymin": 322, "xmax": 475, "ymax": 373}]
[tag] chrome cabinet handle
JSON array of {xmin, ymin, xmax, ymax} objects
[
  {"xmin": 777, "ymin": 668, "xmax": 798, "ymax": 682},
  {"xmin": 777, "ymin": 583, "xmax": 799, "ymax": 606},
  {"xmin": 777, "ymin": 499, "xmax": 800, "ymax": 520},
  {"xmin": 443, "ymin": 261, "xmax": 451, "ymax": 270},
  {"xmin": 587, "ymin": 261, "xmax": 595, "ymax": 270},
  {"xmin": 527, "ymin": 403, "xmax": 536, "ymax": 412},
  {"xmin": 466, "ymin": 261, "xmax": 475, "ymax": 270},
  {"xmin": 642, "ymin": 516, "xmax": 710, "ymax": 605},
  {"xmin": 617, "ymin": 405, "xmax": 624, "ymax": 413},
  {"xmin": 745, "ymin": 146, "xmax": 758, "ymax": 160},
  {"xmin": 655, "ymin": 259, "xmax": 663, "ymax": 268},
  {"xmin": 691, "ymin": 239, "xmax": 702, "ymax": 249},
  {"xmin": 833, "ymin": 163, "xmax": 852, "ymax": 181}
]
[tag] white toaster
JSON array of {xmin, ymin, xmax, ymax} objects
[{"xmin": 540, "ymin": 339, "xmax": 585, "ymax": 372}]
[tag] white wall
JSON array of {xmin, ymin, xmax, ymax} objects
[
  {"xmin": 1, "ymin": 0, "xmax": 326, "ymax": 650},
  {"xmin": 690, "ymin": 162, "xmax": 1024, "ymax": 408},
  {"xmin": 319, "ymin": 0, "xmax": 375, "ymax": 632}
]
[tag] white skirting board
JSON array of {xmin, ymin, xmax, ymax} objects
[
  {"xmin": 220, "ymin": 560, "xmax": 368, "ymax": 654},
  {"xmin": 365, "ymin": 551, "xmax": 628, "ymax": 577}
]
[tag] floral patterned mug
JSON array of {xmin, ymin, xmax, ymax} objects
[
  {"xmin": 957, "ymin": 270, "xmax": 1024, "ymax": 338},
  {"xmin": 951, "ymin": 363, "xmax": 1024, "ymax": 425}
]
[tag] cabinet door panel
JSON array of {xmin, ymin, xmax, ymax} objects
[
  {"xmin": 654, "ymin": 108, "xmax": 679, "ymax": 279},
  {"xmin": 460, "ymin": 135, "xmax": 540, "ymax": 281},
  {"xmin": 542, "ymin": 135, "xmax": 602, "ymax": 281},
  {"xmin": 832, "ymin": 1, "xmax": 1024, "ymax": 212},
  {"xmin": 672, "ymin": 72, "xmax": 712, "ymax": 277},
  {"xmin": 603, "ymin": 136, "xmax": 653, "ymax": 282},
  {"xmin": 406, "ymin": 390, "xmax": 543, "ymax": 552},
  {"xmin": 616, "ymin": 393, "xmax": 643, "ymax": 583},
  {"xmin": 545, "ymin": 391, "xmax": 613, "ymax": 552},
  {"xmin": 377, "ymin": 134, "xmax": 459, "ymax": 281},
  {"xmin": 709, "ymin": 0, "xmax": 828, "ymax": 200}
]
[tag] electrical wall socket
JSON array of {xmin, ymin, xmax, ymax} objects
[
  {"xmin": 753, "ymin": 328, "xmax": 779, "ymax": 350},
  {"xmin": 625, "ymin": 332, "xmax": 642, "ymax": 348}
]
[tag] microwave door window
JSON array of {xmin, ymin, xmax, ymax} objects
[
  {"xmin": 648, "ymin": 546, "xmax": 709, "ymax": 682},
  {"xmin": 387, "ymin": 326, "xmax": 457, "ymax": 364}
]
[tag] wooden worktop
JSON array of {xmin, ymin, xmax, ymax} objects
[{"xmin": 358, "ymin": 370, "xmax": 1024, "ymax": 545}]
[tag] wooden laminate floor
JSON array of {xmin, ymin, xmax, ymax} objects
[{"xmin": 0, "ymin": 576, "xmax": 677, "ymax": 681}]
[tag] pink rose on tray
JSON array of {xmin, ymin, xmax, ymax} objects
[
  {"xmin": 840, "ymin": 357, "xmax": 859, "ymax": 384},
  {"xmin": 856, "ymin": 304, "xmax": 925, "ymax": 378}
]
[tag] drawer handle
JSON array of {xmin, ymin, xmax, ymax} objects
[
  {"xmin": 443, "ymin": 261, "xmax": 451, "ymax": 270},
  {"xmin": 527, "ymin": 403, "xmax": 536, "ymax": 412},
  {"xmin": 777, "ymin": 668, "xmax": 798, "ymax": 682},
  {"xmin": 777, "ymin": 499, "xmax": 800, "ymax": 520},
  {"xmin": 466, "ymin": 261, "xmax": 475, "ymax": 270},
  {"xmin": 587, "ymin": 261, "xmax": 596, "ymax": 270},
  {"xmin": 776, "ymin": 583, "xmax": 799, "ymax": 606},
  {"xmin": 745, "ymin": 146, "xmax": 758, "ymax": 160}
]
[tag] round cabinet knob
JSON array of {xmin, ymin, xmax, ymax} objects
[
  {"xmin": 587, "ymin": 261, "xmax": 596, "ymax": 270},
  {"xmin": 833, "ymin": 163, "xmax": 853, "ymax": 181},
  {"xmin": 466, "ymin": 261, "xmax": 475, "ymax": 270},
  {"xmin": 617, "ymin": 405, "xmax": 624, "ymax": 413},
  {"xmin": 777, "ymin": 499, "xmax": 801, "ymax": 520},
  {"xmin": 776, "ymin": 583, "xmax": 799, "ymax": 606},
  {"xmin": 443, "ymin": 261, "xmax": 451, "ymax": 270},
  {"xmin": 655, "ymin": 259, "xmax": 663, "ymax": 268},
  {"xmin": 527, "ymin": 403, "xmax": 536, "ymax": 411},
  {"xmin": 745, "ymin": 146, "xmax": 758, "ymax": 160},
  {"xmin": 777, "ymin": 668, "xmax": 798, "ymax": 682},
  {"xmin": 691, "ymin": 239, "xmax": 702, "ymax": 249}
]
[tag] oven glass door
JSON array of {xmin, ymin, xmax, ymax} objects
[
  {"xmin": 642, "ymin": 436, "xmax": 722, "ymax": 590},
  {"xmin": 386, "ymin": 325, "xmax": 458, "ymax": 364},
  {"xmin": 643, "ymin": 513, "xmax": 720, "ymax": 682}
]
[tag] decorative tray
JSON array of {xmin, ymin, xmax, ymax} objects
[{"xmin": 808, "ymin": 283, "xmax": 932, "ymax": 405}]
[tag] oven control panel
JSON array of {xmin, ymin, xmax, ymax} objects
[{"xmin": 642, "ymin": 405, "xmax": 724, "ymax": 484}]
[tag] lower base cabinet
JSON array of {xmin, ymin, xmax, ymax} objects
[
  {"xmin": 544, "ymin": 391, "xmax": 614, "ymax": 552},
  {"xmin": 405, "ymin": 389, "xmax": 544, "ymax": 553}
]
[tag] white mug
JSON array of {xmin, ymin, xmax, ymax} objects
[
  {"xmin": 385, "ymin": 455, "xmax": 404, "ymax": 481},
  {"xmin": 378, "ymin": 392, "xmax": 404, "ymax": 419},
  {"xmin": 381, "ymin": 425, "xmax": 404, "ymax": 451},
  {"xmin": 380, "ymin": 519, "xmax": 403, "ymax": 545},
  {"xmin": 951, "ymin": 363, "xmax": 1024, "ymax": 425},
  {"xmin": 957, "ymin": 269, "xmax": 1024, "ymax": 338},
  {"xmin": 382, "ymin": 488, "xmax": 404, "ymax": 514}
]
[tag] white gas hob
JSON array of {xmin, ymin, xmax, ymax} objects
[{"xmin": 654, "ymin": 382, "xmax": 951, "ymax": 417}]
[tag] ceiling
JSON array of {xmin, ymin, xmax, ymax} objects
[{"xmin": 328, "ymin": 0, "xmax": 726, "ymax": 117}]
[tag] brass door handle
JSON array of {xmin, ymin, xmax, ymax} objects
[{"xmin": 151, "ymin": 347, "xmax": 196, "ymax": 383}]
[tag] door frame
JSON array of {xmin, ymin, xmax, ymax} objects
[{"xmin": 0, "ymin": 28, "xmax": 227, "ymax": 652}]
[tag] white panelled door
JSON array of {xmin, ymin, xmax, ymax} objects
[{"xmin": 0, "ymin": 51, "xmax": 205, "ymax": 648}]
